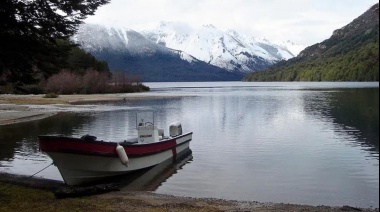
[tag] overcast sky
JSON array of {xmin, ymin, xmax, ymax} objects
[{"xmin": 85, "ymin": 0, "xmax": 378, "ymax": 46}]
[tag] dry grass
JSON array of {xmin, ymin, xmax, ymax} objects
[
  {"xmin": 0, "ymin": 183, "xmax": 224, "ymax": 212},
  {"xmin": 0, "ymin": 94, "xmax": 119, "ymax": 105},
  {"xmin": 1, "ymin": 183, "xmax": 377, "ymax": 212},
  {"xmin": 0, "ymin": 97, "xmax": 68, "ymax": 105},
  {"xmin": 0, "ymin": 183, "xmax": 100, "ymax": 212}
]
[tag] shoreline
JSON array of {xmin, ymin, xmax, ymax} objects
[
  {"xmin": 0, "ymin": 173, "xmax": 377, "ymax": 212},
  {"xmin": 1, "ymin": 93, "xmax": 379, "ymax": 211},
  {"xmin": 0, "ymin": 93, "xmax": 189, "ymax": 126},
  {"xmin": 0, "ymin": 93, "xmax": 189, "ymax": 105}
]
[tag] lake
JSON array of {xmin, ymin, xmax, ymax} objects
[{"xmin": 0, "ymin": 82, "xmax": 379, "ymax": 208}]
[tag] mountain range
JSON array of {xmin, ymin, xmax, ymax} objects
[
  {"xmin": 244, "ymin": 3, "xmax": 379, "ymax": 82},
  {"xmin": 141, "ymin": 22, "xmax": 303, "ymax": 73},
  {"xmin": 72, "ymin": 22, "xmax": 304, "ymax": 81}
]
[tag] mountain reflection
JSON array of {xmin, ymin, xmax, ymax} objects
[{"xmin": 303, "ymin": 88, "xmax": 379, "ymax": 152}]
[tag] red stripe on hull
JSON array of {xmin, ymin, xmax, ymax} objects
[
  {"xmin": 39, "ymin": 134, "xmax": 191, "ymax": 158},
  {"xmin": 39, "ymin": 137, "xmax": 116, "ymax": 156},
  {"xmin": 172, "ymin": 146, "xmax": 177, "ymax": 161}
]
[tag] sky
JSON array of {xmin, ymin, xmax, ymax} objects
[{"xmin": 85, "ymin": 0, "xmax": 378, "ymax": 46}]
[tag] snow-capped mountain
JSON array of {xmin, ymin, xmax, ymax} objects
[
  {"xmin": 72, "ymin": 24, "xmax": 166, "ymax": 55},
  {"xmin": 72, "ymin": 24, "xmax": 244, "ymax": 82},
  {"xmin": 272, "ymin": 40, "xmax": 305, "ymax": 57},
  {"xmin": 141, "ymin": 22, "xmax": 304, "ymax": 73},
  {"xmin": 72, "ymin": 23, "xmax": 304, "ymax": 81}
]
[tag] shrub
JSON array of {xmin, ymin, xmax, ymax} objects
[
  {"xmin": 45, "ymin": 70, "xmax": 81, "ymax": 94},
  {"xmin": 43, "ymin": 93, "xmax": 59, "ymax": 98},
  {"xmin": 82, "ymin": 70, "xmax": 110, "ymax": 94},
  {"xmin": 44, "ymin": 70, "xmax": 149, "ymax": 94}
]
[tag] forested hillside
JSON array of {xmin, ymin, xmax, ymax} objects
[{"xmin": 244, "ymin": 3, "xmax": 379, "ymax": 82}]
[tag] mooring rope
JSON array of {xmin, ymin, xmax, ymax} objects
[{"xmin": 0, "ymin": 162, "xmax": 54, "ymax": 192}]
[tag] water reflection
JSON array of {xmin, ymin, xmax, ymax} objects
[
  {"xmin": 302, "ymin": 88, "xmax": 379, "ymax": 153},
  {"xmin": 149, "ymin": 85, "xmax": 379, "ymax": 208},
  {"xmin": 117, "ymin": 151, "xmax": 193, "ymax": 191},
  {"xmin": 0, "ymin": 113, "xmax": 93, "ymax": 161},
  {"xmin": 0, "ymin": 113, "xmax": 97, "ymax": 181},
  {"xmin": 0, "ymin": 83, "xmax": 378, "ymax": 208}
]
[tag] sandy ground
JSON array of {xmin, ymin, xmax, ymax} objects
[
  {"xmin": 0, "ymin": 93, "xmax": 185, "ymax": 125},
  {"xmin": 0, "ymin": 93, "xmax": 186, "ymax": 105},
  {"xmin": 0, "ymin": 94, "xmax": 378, "ymax": 211}
]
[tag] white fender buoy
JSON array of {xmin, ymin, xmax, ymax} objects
[{"xmin": 116, "ymin": 144, "xmax": 129, "ymax": 166}]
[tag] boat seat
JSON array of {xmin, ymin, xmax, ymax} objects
[{"xmin": 121, "ymin": 138, "xmax": 138, "ymax": 145}]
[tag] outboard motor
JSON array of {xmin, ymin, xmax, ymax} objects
[{"xmin": 169, "ymin": 122, "xmax": 183, "ymax": 137}]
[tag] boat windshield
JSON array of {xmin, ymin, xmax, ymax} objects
[{"xmin": 136, "ymin": 112, "xmax": 155, "ymax": 128}]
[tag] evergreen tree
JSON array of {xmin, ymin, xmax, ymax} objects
[{"xmin": 0, "ymin": 0, "xmax": 110, "ymax": 90}]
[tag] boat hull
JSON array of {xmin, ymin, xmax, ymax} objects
[{"xmin": 39, "ymin": 133, "xmax": 192, "ymax": 185}]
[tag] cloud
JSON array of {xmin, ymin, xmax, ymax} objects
[{"xmin": 85, "ymin": 0, "xmax": 378, "ymax": 46}]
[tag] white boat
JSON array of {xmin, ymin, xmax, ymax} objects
[{"xmin": 39, "ymin": 113, "xmax": 192, "ymax": 186}]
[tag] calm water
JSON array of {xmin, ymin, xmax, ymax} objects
[{"xmin": 0, "ymin": 82, "xmax": 379, "ymax": 208}]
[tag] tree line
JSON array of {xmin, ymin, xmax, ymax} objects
[{"xmin": 244, "ymin": 40, "xmax": 379, "ymax": 82}]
